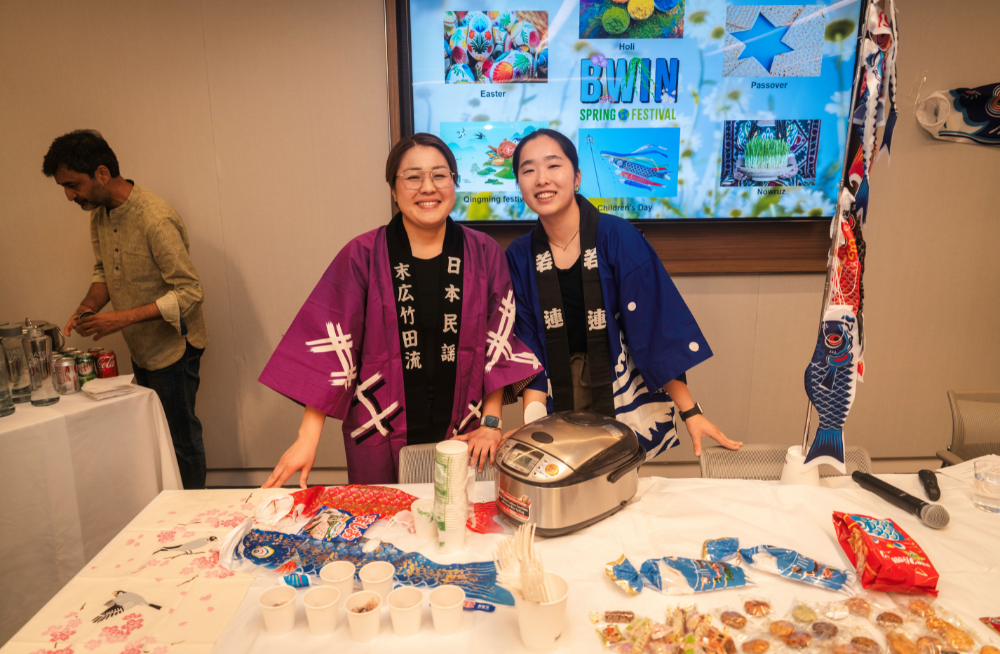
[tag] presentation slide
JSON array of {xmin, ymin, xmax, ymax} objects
[{"xmin": 411, "ymin": 0, "xmax": 863, "ymax": 221}]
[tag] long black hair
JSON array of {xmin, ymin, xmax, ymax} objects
[{"xmin": 511, "ymin": 128, "xmax": 579, "ymax": 181}]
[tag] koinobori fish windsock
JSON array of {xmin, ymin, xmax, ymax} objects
[{"xmin": 803, "ymin": 305, "xmax": 860, "ymax": 472}]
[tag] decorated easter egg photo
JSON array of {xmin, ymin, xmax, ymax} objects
[{"xmin": 444, "ymin": 9, "xmax": 548, "ymax": 83}]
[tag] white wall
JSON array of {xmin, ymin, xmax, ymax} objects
[{"xmin": 1, "ymin": 0, "xmax": 998, "ymax": 486}]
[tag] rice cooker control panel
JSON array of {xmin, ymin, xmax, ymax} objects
[{"xmin": 498, "ymin": 440, "xmax": 569, "ymax": 482}]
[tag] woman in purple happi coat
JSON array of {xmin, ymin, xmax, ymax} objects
[{"xmin": 259, "ymin": 134, "xmax": 541, "ymax": 486}]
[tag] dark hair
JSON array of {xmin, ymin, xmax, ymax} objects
[
  {"xmin": 42, "ymin": 130, "xmax": 120, "ymax": 178},
  {"xmin": 511, "ymin": 128, "xmax": 579, "ymax": 181},
  {"xmin": 385, "ymin": 133, "xmax": 460, "ymax": 188}
]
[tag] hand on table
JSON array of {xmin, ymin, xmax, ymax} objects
[
  {"xmin": 76, "ymin": 311, "xmax": 132, "ymax": 340},
  {"xmin": 685, "ymin": 414, "xmax": 742, "ymax": 457},
  {"xmin": 453, "ymin": 426, "xmax": 504, "ymax": 473},
  {"xmin": 263, "ymin": 437, "xmax": 318, "ymax": 489}
]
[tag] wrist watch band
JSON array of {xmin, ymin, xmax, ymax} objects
[
  {"xmin": 483, "ymin": 415, "xmax": 502, "ymax": 430},
  {"xmin": 679, "ymin": 402, "xmax": 703, "ymax": 422}
]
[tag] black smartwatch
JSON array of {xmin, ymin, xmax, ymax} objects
[
  {"xmin": 679, "ymin": 403, "xmax": 703, "ymax": 422},
  {"xmin": 483, "ymin": 415, "xmax": 502, "ymax": 430}
]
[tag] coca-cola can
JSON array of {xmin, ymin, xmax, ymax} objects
[
  {"xmin": 55, "ymin": 357, "xmax": 80, "ymax": 394},
  {"xmin": 88, "ymin": 348, "xmax": 105, "ymax": 356},
  {"xmin": 97, "ymin": 351, "xmax": 119, "ymax": 378},
  {"xmin": 76, "ymin": 354, "xmax": 97, "ymax": 385}
]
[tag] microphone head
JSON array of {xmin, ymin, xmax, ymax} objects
[{"xmin": 919, "ymin": 504, "xmax": 950, "ymax": 529}]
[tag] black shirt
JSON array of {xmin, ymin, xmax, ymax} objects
[
  {"xmin": 556, "ymin": 256, "xmax": 588, "ymax": 353},
  {"xmin": 407, "ymin": 254, "xmax": 452, "ymax": 444}
]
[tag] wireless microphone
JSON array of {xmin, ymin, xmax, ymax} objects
[{"xmin": 851, "ymin": 471, "xmax": 950, "ymax": 529}]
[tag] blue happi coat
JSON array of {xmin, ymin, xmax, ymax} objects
[{"xmin": 506, "ymin": 210, "xmax": 712, "ymax": 459}]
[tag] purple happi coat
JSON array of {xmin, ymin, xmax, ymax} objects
[{"xmin": 259, "ymin": 223, "xmax": 541, "ymax": 484}]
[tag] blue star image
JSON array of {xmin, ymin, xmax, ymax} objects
[{"xmin": 734, "ymin": 12, "xmax": 794, "ymax": 73}]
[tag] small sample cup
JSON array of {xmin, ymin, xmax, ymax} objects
[
  {"xmin": 303, "ymin": 586, "xmax": 340, "ymax": 636},
  {"xmin": 259, "ymin": 585, "xmax": 296, "ymax": 635},
  {"xmin": 429, "ymin": 584, "xmax": 465, "ymax": 636},
  {"xmin": 345, "ymin": 590, "xmax": 383, "ymax": 643},
  {"xmin": 387, "ymin": 586, "xmax": 424, "ymax": 637},
  {"xmin": 359, "ymin": 561, "xmax": 395, "ymax": 602}
]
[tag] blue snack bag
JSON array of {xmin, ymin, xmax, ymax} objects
[
  {"xmin": 639, "ymin": 556, "xmax": 753, "ymax": 594},
  {"xmin": 703, "ymin": 538, "xmax": 741, "ymax": 563},
  {"xmin": 605, "ymin": 555, "xmax": 643, "ymax": 594},
  {"xmin": 738, "ymin": 544, "xmax": 856, "ymax": 595}
]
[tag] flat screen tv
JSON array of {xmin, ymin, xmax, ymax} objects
[{"xmin": 396, "ymin": 0, "xmax": 866, "ymax": 221}]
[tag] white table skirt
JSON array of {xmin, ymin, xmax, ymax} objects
[{"xmin": 0, "ymin": 387, "xmax": 181, "ymax": 644}]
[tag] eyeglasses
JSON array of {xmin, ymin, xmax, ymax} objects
[{"xmin": 396, "ymin": 170, "xmax": 456, "ymax": 190}]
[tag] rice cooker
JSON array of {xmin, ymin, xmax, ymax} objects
[{"xmin": 494, "ymin": 411, "xmax": 645, "ymax": 537}]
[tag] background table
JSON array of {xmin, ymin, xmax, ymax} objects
[
  {"xmin": 3, "ymin": 474, "xmax": 998, "ymax": 653},
  {"xmin": 0, "ymin": 387, "xmax": 182, "ymax": 645}
]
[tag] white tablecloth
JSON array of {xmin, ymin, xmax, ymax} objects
[
  {"xmin": 0, "ymin": 387, "xmax": 181, "ymax": 644},
  {"xmin": 210, "ymin": 474, "xmax": 1000, "ymax": 654}
]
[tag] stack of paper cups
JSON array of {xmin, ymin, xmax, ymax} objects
[{"xmin": 434, "ymin": 440, "xmax": 469, "ymax": 554}]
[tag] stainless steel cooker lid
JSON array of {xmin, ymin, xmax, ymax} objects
[{"xmin": 506, "ymin": 411, "xmax": 640, "ymax": 473}]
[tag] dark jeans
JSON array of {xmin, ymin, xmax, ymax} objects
[{"xmin": 133, "ymin": 342, "xmax": 206, "ymax": 489}]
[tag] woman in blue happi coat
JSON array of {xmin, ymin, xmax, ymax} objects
[{"xmin": 505, "ymin": 129, "xmax": 742, "ymax": 460}]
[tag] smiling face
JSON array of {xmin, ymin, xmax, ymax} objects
[
  {"xmin": 391, "ymin": 145, "xmax": 456, "ymax": 231},
  {"xmin": 515, "ymin": 135, "xmax": 581, "ymax": 219},
  {"xmin": 53, "ymin": 165, "xmax": 113, "ymax": 211}
]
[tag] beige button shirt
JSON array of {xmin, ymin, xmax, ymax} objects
[{"xmin": 90, "ymin": 184, "xmax": 208, "ymax": 370}]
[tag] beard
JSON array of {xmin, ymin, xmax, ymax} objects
[{"xmin": 76, "ymin": 183, "xmax": 113, "ymax": 211}]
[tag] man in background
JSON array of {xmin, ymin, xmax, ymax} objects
[{"xmin": 44, "ymin": 130, "xmax": 209, "ymax": 489}]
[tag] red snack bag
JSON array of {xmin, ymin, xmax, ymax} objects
[
  {"xmin": 981, "ymin": 617, "xmax": 1000, "ymax": 636},
  {"xmin": 832, "ymin": 512, "xmax": 939, "ymax": 596}
]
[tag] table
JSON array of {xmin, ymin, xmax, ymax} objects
[
  {"xmin": 3, "ymin": 474, "xmax": 998, "ymax": 654},
  {"xmin": 0, "ymin": 387, "xmax": 182, "ymax": 646}
]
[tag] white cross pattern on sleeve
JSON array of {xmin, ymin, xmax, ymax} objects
[
  {"xmin": 441, "ymin": 343, "xmax": 456, "ymax": 362},
  {"xmin": 535, "ymin": 251, "xmax": 553, "ymax": 273},
  {"xmin": 452, "ymin": 399, "xmax": 483, "ymax": 436},
  {"xmin": 443, "ymin": 314, "xmax": 458, "ymax": 334},
  {"xmin": 350, "ymin": 372, "xmax": 400, "ymax": 439},
  {"xmin": 543, "ymin": 308, "xmax": 564, "ymax": 330},
  {"xmin": 397, "ymin": 284, "xmax": 414, "ymax": 302},
  {"xmin": 400, "ymin": 306, "xmax": 415, "ymax": 325},
  {"xmin": 394, "ymin": 263, "xmax": 411, "ymax": 280},
  {"xmin": 486, "ymin": 290, "xmax": 541, "ymax": 372},
  {"xmin": 583, "ymin": 247, "xmax": 598, "ymax": 270},
  {"xmin": 587, "ymin": 308, "xmax": 607, "ymax": 331},
  {"xmin": 405, "ymin": 350, "xmax": 422, "ymax": 370},
  {"xmin": 447, "ymin": 257, "xmax": 461, "ymax": 275},
  {"xmin": 306, "ymin": 322, "xmax": 357, "ymax": 387},
  {"xmin": 402, "ymin": 330, "xmax": 418, "ymax": 349}
]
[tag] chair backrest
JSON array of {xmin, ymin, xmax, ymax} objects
[
  {"xmin": 947, "ymin": 391, "xmax": 1000, "ymax": 460},
  {"xmin": 699, "ymin": 443, "xmax": 874, "ymax": 481},
  {"xmin": 397, "ymin": 442, "xmax": 497, "ymax": 484}
]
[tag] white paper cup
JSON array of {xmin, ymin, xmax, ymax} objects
[
  {"xmin": 360, "ymin": 561, "xmax": 395, "ymax": 602},
  {"xmin": 429, "ymin": 585, "xmax": 465, "ymax": 635},
  {"xmin": 259, "ymin": 585, "xmax": 296, "ymax": 635},
  {"xmin": 303, "ymin": 586, "xmax": 340, "ymax": 636},
  {"xmin": 320, "ymin": 560, "xmax": 356, "ymax": 609},
  {"xmin": 387, "ymin": 586, "xmax": 423, "ymax": 637},
  {"xmin": 411, "ymin": 499, "xmax": 437, "ymax": 542},
  {"xmin": 437, "ymin": 525, "xmax": 467, "ymax": 554},
  {"xmin": 513, "ymin": 572, "xmax": 570, "ymax": 653},
  {"xmin": 345, "ymin": 591, "xmax": 382, "ymax": 643},
  {"xmin": 779, "ymin": 445, "xmax": 821, "ymax": 486},
  {"xmin": 436, "ymin": 440, "xmax": 468, "ymax": 457}
]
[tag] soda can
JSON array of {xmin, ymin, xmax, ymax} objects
[
  {"xmin": 96, "ymin": 351, "xmax": 119, "ymax": 378},
  {"xmin": 88, "ymin": 348, "xmax": 105, "ymax": 356},
  {"xmin": 76, "ymin": 354, "xmax": 98, "ymax": 386},
  {"xmin": 55, "ymin": 357, "xmax": 80, "ymax": 394}
]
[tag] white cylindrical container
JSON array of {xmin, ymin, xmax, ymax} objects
[
  {"xmin": 258, "ymin": 585, "xmax": 296, "ymax": 635},
  {"xmin": 780, "ymin": 445, "xmax": 821, "ymax": 486},
  {"xmin": 387, "ymin": 586, "xmax": 423, "ymax": 637},
  {"xmin": 303, "ymin": 586, "xmax": 339, "ymax": 636},
  {"xmin": 429, "ymin": 585, "xmax": 465, "ymax": 636},
  {"xmin": 320, "ymin": 560, "xmax": 356, "ymax": 609},
  {"xmin": 345, "ymin": 590, "xmax": 382, "ymax": 643},
  {"xmin": 513, "ymin": 572, "xmax": 570, "ymax": 653},
  {"xmin": 411, "ymin": 498, "xmax": 437, "ymax": 542},
  {"xmin": 359, "ymin": 561, "xmax": 395, "ymax": 602}
]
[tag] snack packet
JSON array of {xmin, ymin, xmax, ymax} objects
[
  {"xmin": 981, "ymin": 617, "xmax": 1000, "ymax": 636},
  {"xmin": 738, "ymin": 544, "xmax": 856, "ymax": 595},
  {"xmin": 704, "ymin": 538, "xmax": 741, "ymax": 563},
  {"xmin": 300, "ymin": 506, "xmax": 379, "ymax": 542},
  {"xmin": 606, "ymin": 555, "xmax": 644, "ymax": 595},
  {"xmin": 640, "ymin": 556, "xmax": 753, "ymax": 594},
  {"xmin": 832, "ymin": 512, "xmax": 939, "ymax": 596}
]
